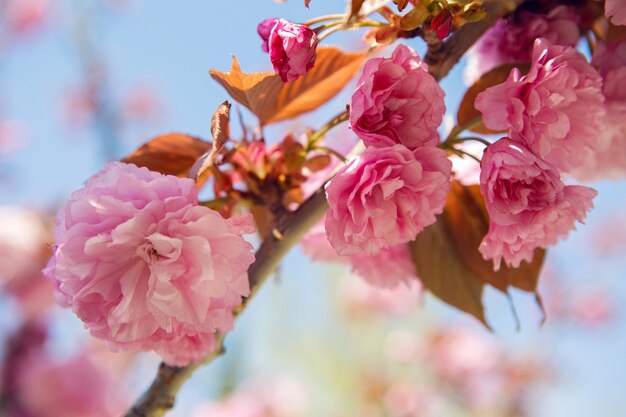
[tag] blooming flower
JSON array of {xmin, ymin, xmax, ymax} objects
[
  {"xmin": 475, "ymin": 38, "xmax": 606, "ymax": 172},
  {"xmin": 267, "ymin": 19, "xmax": 318, "ymax": 82},
  {"xmin": 606, "ymin": 0, "xmax": 626, "ymax": 26},
  {"xmin": 325, "ymin": 144, "xmax": 451, "ymax": 256},
  {"xmin": 479, "ymin": 138, "xmax": 596, "ymax": 269},
  {"xmin": 350, "ymin": 44, "xmax": 445, "ymax": 150},
  {"xmin": 44, "ymin": 162, "xmax": 255, "ymax": 366},
  {"xmin": 464, "ymin": 6, "xmax": 580, "ymax": 84}
]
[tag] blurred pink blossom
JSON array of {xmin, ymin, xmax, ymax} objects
[
  {"xmin": 15, "ymin": 352, "xmax": 129, "ymax": 417},
  {"xmin": 476, "ymin": 38, "xmax": 606, "ymax": 173},
  {"xmin": 0, "ymin": 206, "xmax": 54, "ymax": 319},
  {"xmin": 122, "ymin": 86, "xmax": 162, "ymax": 122},
  {"xmin": 573, "ymin": 42, "xmax": 626, "ymax": 181},
  {"xmin": 568, "ymin": 287, "xmax": 617, "ymax": 327},
  {"xmin": 465, "ymin": 6, "xmax": 580, "ymax": 84},
  {"xmin": 338, "ymin": 273, "xmax": 422, "ymax": 316},
  {"xmin": 44, "ymin": 162, "xmax": 255, "ymax": 365},
  {"xmin": 191, "ymin": 375, "xmax": 306, "ymax": 417},
  {"xmin": 2, "ymin": 0, "xmax": 50, "ymax": 37}
]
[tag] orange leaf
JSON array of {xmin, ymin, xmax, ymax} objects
[
  {"xmin": 122, "ymin": 133, "xmax": 211, "ymax": 177},
  {"xmin": 210, "ymin": 47, "xmax": 366, "ymax": 126},
  {"xmin": 457, "ymin": 62, "xmax": 530, "ymax": 134},
  {"xmin": 210, "ymin": 58, "xmax": 283, "ymax": 124}
]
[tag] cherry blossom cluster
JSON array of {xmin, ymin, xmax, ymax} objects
[{"xmin": 324, "ymin": 44, "xmax": 451, "ymax": 272}]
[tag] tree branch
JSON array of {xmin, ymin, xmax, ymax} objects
[
  {"xmin": 425, "ymin": 0, "xmax": 525, "ymax": 81},
  {"xmin": 124, "ymin": 1, "xmax": 527, "ymax": 415}
]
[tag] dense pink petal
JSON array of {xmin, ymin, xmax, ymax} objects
[
  {"xmin": 325, "ymin": 144, "xmax": 451, "ymax": 256},
  {"xmin": 44, "ymin": 162, "xmax": 255, "ymax": 366},
  {"xmin": 465, "ymin": 6, "xmax": 580, "ymax": 83},
  {"xmin": 476, "ymin": 39, "xmax": 606, "ymax": 173},
  {"xmin": 479, "ymin": 138, "xmax": 596, "ymax": 269},
  {"xmin": 350, "ymin": 44, "xmax": 445, "ymax": 149}
]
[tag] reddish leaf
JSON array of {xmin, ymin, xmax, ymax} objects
[
  {"xmin": 210, "ymin": 47, "xmax": 365, "ymax": 126},
  {"xmin": 409, "ymin": 214, "xmax": 489, "ymax": 327},
  {"xmin": 409, "ymin": 181, "xmax": 547, "ymax": 326},
  {"xmin": 457, "ymin": 62, "xmax": 530, "ymax": 134},
  {"xmin": 444, "ymin": 181, "xmax": 546, "ymax": 293},
  {"xmin": 122, "ymin": 133, "xmax": 211, "ymax": 177}
]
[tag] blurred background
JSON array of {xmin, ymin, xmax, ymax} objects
[{"xmin": 1, "ymin": 1, "xmax": 625, "ymax": 416}]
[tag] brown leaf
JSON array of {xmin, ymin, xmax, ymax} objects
[
  {"xmin": 444, "ymin": 181, "xmax": 546, "ymax": 294},
  {"xmin": 349, "ymin": 0, "xmax": 366, "ymax": 20},
  {"xmin": 211, "ymin": 101, "xmax": 231, "ymax": 155},
  {"xmin": 210, "ymin": 47, "xmax": 366, "ymax": 126},
  {"xmin": 409, "ymin": 214, "xmax": 489, "ymax": 327},
  {"xmin": 302, "ymin": 154, "xmax": 331, "ymax": 172},
  {"xmin": 122, "ymin": 133, "xmax": 211, "ymax": 177},
  {"xmin": 189, "ymin": 102, "xmax": 232, "ymax": 187},
  {"xmin": 457, "ymin": 62, "xmax": 530, "ymax": 134},
  {"xmin": 250, "ymin": 204, "xmax": 274, "ymax": 238},
  {"xmin": 409, "ymin": 180, "xmax": 547, "ymax": 326}
]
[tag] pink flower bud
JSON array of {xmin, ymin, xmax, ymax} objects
[
  {"xmin": 257, "ymin": 17, "xmax": 277, "ymax": 53},
  {"xmin": 268, "ymin": 19, "xmax": 318, "ymax": 82}
]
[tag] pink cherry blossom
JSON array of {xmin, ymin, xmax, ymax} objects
[
  {"xmin": 573, "ymin": 42, "xmax": 626, "ymax": 180},
  {"xmin": 43, "ymin": 162, "xmax": 255, "ymax": 366},
  {"xmin": 479, "ymin": 138, "xmax": 596, "ymax": 270},
  {"xmin": 325, "ymin": 144, "xmax": 451, "ymax": 256},
  {"xmin": 606, "ymin": 0, "xmax": 626, "ymax": 26},
  {"xmin": 268, "ymin": 19, "xmax": 318, "ymax": 82},
  {"xmin": 350, "ymin": 44, "xmax": 445, "ymax": 150},
  {"xmin": 257, "ymin": 17, "xmax": 277, "ymax": 53},
  {"xmin": 475, "ymin": 38, "xmax": 606, "ymax": 172},
  {"xmin": 464, "ymin": 6, "xmax": 580, "ymax": 84}
]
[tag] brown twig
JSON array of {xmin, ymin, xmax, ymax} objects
[{"xmin": 124, "ymin": 1, "xmax": 526, "ymax": 415}]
